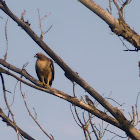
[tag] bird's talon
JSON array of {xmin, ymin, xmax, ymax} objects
[{"xmin": 46, "ymin": 83, "xmax": 50, "ymax": 87}]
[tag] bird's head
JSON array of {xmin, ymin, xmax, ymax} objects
[{"xmin": 34, "ymin": 53, "xmax": 46, "ymax": 60}]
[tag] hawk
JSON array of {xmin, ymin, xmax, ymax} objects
[{"xmin": 34, "ymin": 53, "xmax": 54, "ymax": 87}]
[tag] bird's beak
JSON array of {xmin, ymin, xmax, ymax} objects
[{"xmin": 34, "ymin": 54, "xmax": 37, "ymax": 58}]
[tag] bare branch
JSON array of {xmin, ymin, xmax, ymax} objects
[
  {"xmin": 135, "ymin": 92, "xmax": 140, "ymax": 124},
  {"xmin": 82, "ymin": 112, "xmax": 92, "ymax": 140},
  {"xmin": 0, "ymin": 1, "xmax": 140, "ymax": 138},
  {"xmin": 44, "ymin": 25, "xmax": 52, "ymax": 34},
  {"xmin": 118, "ymin": 36, "xmax": 130, "ymax": 51},
  {"xmin": 20, "ymin": 10, "xmax": 30, "ymax": 26},
  {"xmin": 138, "ymin": 62, "xmax": 140, "ymax": 77},
  {"xmin": 33, "ymin": 108, "xmax": 37, "ymax": 120},
  {"xmin": 0, "ymin": 73, "xmax": 34, "ymax": 140},
  {"xmin": 0, "ymin": 64, "xmax": 121, "ymax": 130},
  {"xmin": 38, "ymin": 9, "xmax": 51, "ymax": 40},
  {"xmin": 74, "ymin": 106, "xmax": 84, "ymax": 127},
  {"xmin": 128, "ymin": 94, "xmax": 140, "ymax": 127},
  {"xmin": 83, "ymin": 128, "xmax": 88, "ymax": 140},
  {"xmin": 38, "ymin": 9, "xmax": 44, "ymax": 40},
  {"xmin": 106, "ymin": 97, "xmax": 125, "ymax": 107},
  {"xmin": 0, "ymin": 0, "xmax": 125, "ymax": 122},
  {"xmin": 88, "ymin": 113, "xmax": 100, "ymax": 140},
  {"xmin": 101, "ymin": 123, "xmax": 109, "ymax": 138},
  {"xmin": 120, "ymin": 0, "xmax": 132, "ymax": 13},
  {"xmin": 41, "ymin": 12, "xmax": 51, "ymax": 21},
  {"xmin": 132, "ymin": 106, "xmax": 135, "ymax": 125},
  {"xmin": 70, "ymin": 104, "xmax": 82, "ymax": 127},
  {"xmin": 21, "ymin": 10, "xmax": 26, "ymax": 21},
  {"xmin": 10, "ymin": 80, "xmax": 18, "ymax": 107},
  {"xmin": 105, "ymin": 129, "xmax": 127, "ymax": 138},
  {"xmin": 0, "ymin": 107, "xmax": 35, "ymax": 140},
  {"xmin": 113, "ymin": 0, "xmax": 123, "ymax": 20},
  {"xmin": 78, "ymin": 0, "xmax": 140, "ymax": 50},
  {"xmin": 0, "ymin": 74, "xmax": 20, "ymax": 137},
  {"xmin": 86, "ymin": 129, "xmax": 92, "ymax": 140},
  {"xmin": 20, "ymin": 80, "xmax": 54, "ymax": 140},
  {"xmin": 109, "ymin": 0, "xmax": 112, "ymax": 14},
  {"xmin": 4, "ymin": 18, "xmax": 8, "ymax": 61}
]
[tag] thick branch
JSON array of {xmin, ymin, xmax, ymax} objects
[
  {"xmin": 0, "ymin": 62, "xmax": 120, "ymax": 130},
  {"xmin": 78, "ymin": 0, "xmax": 140, "ymax": 50},
  {"xmin": 0, "ymin": 0, "xmax": 122, "ymax": 124},
  {"xmin": 0, "ymin": 107, "xmax": 35, "ymax": 140},
  {"xmin": 79, "ymin": 0, "xmax": 118, "ymax": 27},
  {"xmin": 0, "ymin": 60, "xmax": 140, "ymax": 139}
]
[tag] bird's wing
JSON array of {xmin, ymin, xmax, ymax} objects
[
  {"xmin": 48, "ymin": 59, "xmax": 54, "ymax": 86},
  {"xmin": 50, "ymin": 60, "xmax": 54, "ymax": 81},
  {"xmin": 35, "ymin": 62, "xmax": 42, "ymax": 82}
]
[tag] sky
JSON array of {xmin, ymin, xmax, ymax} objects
[{"xmin": 0, "ymin": 0, "xmax": 140, "ymax": 140}]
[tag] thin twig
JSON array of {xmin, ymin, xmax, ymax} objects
[
  {"xmin": 33, "ymin": 107, "xmax": 37, "ymax": 120},
  {"xmin": 87, "ymin": 129, "xmax": 92, "ymax": 140},
  {"xmin": 44, "ymin": 25, "xmax": 52, "ymax": 35},
  {"xmin": 120, "ymin": 0, "xmax": 132, "ymax": 12},
  {"xmin": 101, "ymin": 120, "xmax": 104, "ymax": 138},
  {"xmin": 113, "ymin": 0, "xmax": 123, "ymax": 19},
  {"xmin": 0, "ymin": 107, "xmax": 35, "ymax": 140},
  {"xmin": 106, "ymin": 97, "xmax": 125, "ymax": 106},
  {"xmin": 88, "ymin": 113, "xmax": 99, "ymax": 140},
  {"xmin": 20, "ymin": 79, "xmax": 54, "ymax": 140},
  {"xmin": 70, "ymin": 104, "xmax": 81, "ymax": 127},
  {"xmin": 105, "ymin": 129, "xmax": 127, "ymax": 138},
  {"xmin": 41, "ymin": 12, "xmax": 51, "ymax": 21},
  {"xmin": 97, "ymin": 123, "xmax": 102, "ymax": 138},
  {"xmin": 0, "ymin": 74, "xmax": 22, "ymax": 139},
  {"xmin": 83, "ymin": 128, "xmax": 88, "ymax": 140},
  {"xmin": 83, "ymin": 112, "xmax": 90, "ymax": 131},
  {"xmin": 70, "ymin": 77, "xmax": 83, "ymax": 127},
  {"xmin": 73, "ymin": 82, "xmax": 76, "ymax": 97},
  {"xmin": 109, "ymin": 0, "xmax": 112, "ymax": 14},
  {"xmin": 135, "ymin": 92, "xmax": 140, "ymax": 124},
  {"xmin": 82, "ymin": 112, "xmax": 92, "ymax": 140},
  {"xmin": 21, "ymin": 10, "xmax": 26, "ymax": 21},
  {"xmin": 101, "ymin": 123, "xmax": 109, "ymax": 138},
  {"xmin": 38, "ymin": 9, "xmax": 44, "ymax": 40},
  {"xmin": 38, "ymin": 9, "xmax": 52, "ymax": 39},
  {"xmin": 74, "ymin": 106, "xmax": 84, "ymax": 127},
  {"xmin": 118, "ymin": 36, "xmax": 130, "ymax": 51},
  {"xmin": 4, "ymin": 18, "xmax": 9, "ymax": 61},
  {"xmin": 21, "ymin": 10, "xmax": 30, "ymax": 26},
  {"xmin": 132, "ymin": 106, "xmax": 135, "ymax": 125},
  {"xmin": 9, "ymin": 80, "xmax": 18, "ymax": 108},
  {"xmin": 138, "ymin": 62, "xmax": 140, "ymax": 77},
  {"xmin": 128, "ymin": 112, "xmax": 132, "ymax": 122}
]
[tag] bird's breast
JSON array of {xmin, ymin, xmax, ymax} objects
[{"xmin": 36, "ymin": 60, "xmax": 49, "ymax": 72}]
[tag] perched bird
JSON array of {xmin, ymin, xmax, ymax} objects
[
  {"xmin": 85, "ymin": 95, "xmax": 95, "ymax": 107},
  {"xmin": 34, "ymin": 53, "xmax": 54, "ymax": 87}
]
